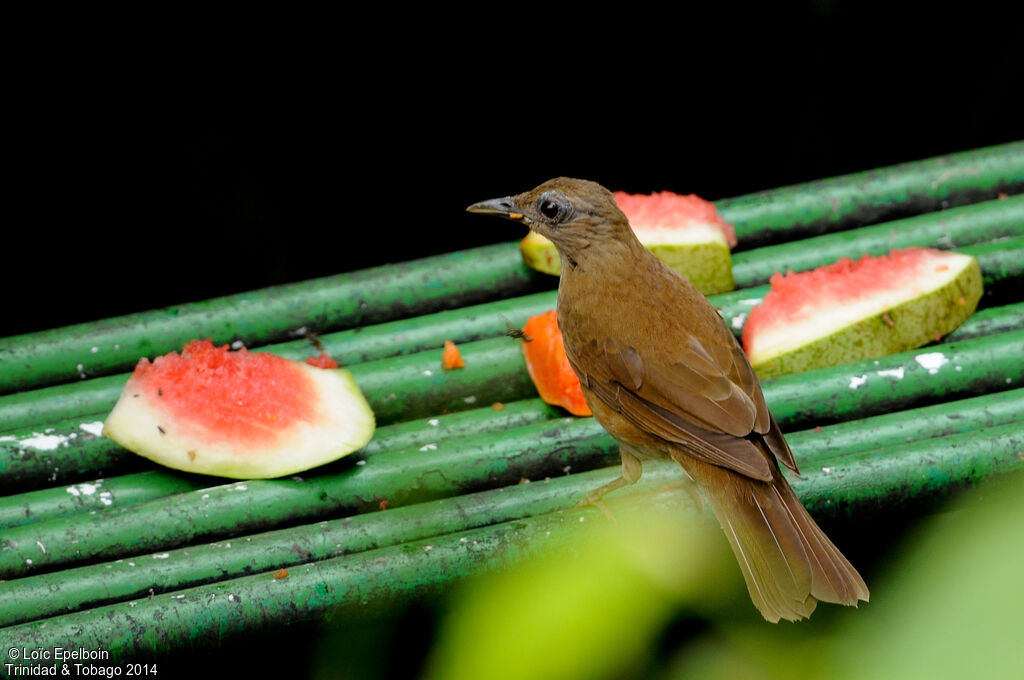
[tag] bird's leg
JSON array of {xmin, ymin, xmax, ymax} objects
[{"xmin": 576, "ymin": 446, "xmax": 643, "ymax": 520}]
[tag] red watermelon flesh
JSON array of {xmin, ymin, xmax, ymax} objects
[
  {"xmin": 613, "ymin": 191, "xmax": 737, "ymax": 247},
  {"xmin": 103, "ymin": 339, "xmax": 375, "ymax": 478},
  {"xmin": 741, "ymin": 247, "xmax": 983, "ymax": 377}
]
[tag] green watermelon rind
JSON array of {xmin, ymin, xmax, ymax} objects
[
  {"xmin": 103, "ymin": 366, "xmax": 376, "ymax": 479},
  {"xmin": 749, "ymin": 256, "xmax": 983, "ymax": 379},
  {"xmin": 520, "ymin": 234, "xmax": 735, "ymax": 295}
]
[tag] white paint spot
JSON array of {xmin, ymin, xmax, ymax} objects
[
  {"xmin": 356, "ymin": 460, "xmax": 367, "ymax": 466},
  {"xmin": 740, "ymin": 298, "xmax": 763, "ymax": 306},
  {"xmin": 232, "ymin": 484, "xmax": 248, "ymax": 491},
  {"xmin": 79, "ymin": 421, "xmax": 105, "ymax": 436},
  {"xmin": 66, "ymin": 482, "xmax": 100, "ymax": 497},
  {"xmin": 423, "ymin": 369, "xmax": 434, "ymax": 376},
  {"xmin": 849, "ymin": 375, "xmax": 868, "ymax": 389},
  {"xmin": 821, "ymin": 466, "xmax": 833, "ymax": 474},
  {"xmin": 26, "ymin": 558, "xmax": 33, "ymax": 565},
  {"xmin": 877, "ymin": 367, "xmax": 905, "ymax": 380},
  {"xmin": 201, "ymin": 494, "xmax": 210, "ymax": 500},
  {"xmin": 579, "ymin": 516, "xmax": 586, "ymax": 522},
  {"xmin": 153, "ymin": 553, "xmax": 170, "ymax": 559},
  {"xmin": 463, "ymin": 395, "xmax": 477, "ymax": 404},
  {"xmin": 228, "ymin": 594, "xmax": 236, "ymax": 602},
  {"xmin": 731, "ymin": 313, "xmax": 747, "ymax": 330},
  {"xmin": 98, "ymin": 491, "xmax": 114, "ymax": 506},
  {"xmin": 915, "ymin": 352, "xmax": 949, "ymax": 374},
  {"xmin": 76, "ymin": 363, "xmax": 84, "ymax": 372},
  {"xmin": 114, "ymin": 344, "xmax": 121, "ymax": 350},
  {"xmin": 19, "ymin": 434, "xmax": 69, "ymax": 450},
  {"xmin": 91, "ymin": 346, "xmax": 99, "ymax": 354},
  {"xmin": 231, "ymin": 340, "xmax": 245, "ymax": 350},
  {"xmin": 36, "ymin": 541, "xmax": 46, "ymax": 554},
  {"xmin": 428, "ymin": 418, "xmax": 440, "ymax": 427},
  {"xmin": 419, "ymin": 443, "xmax": 438, "ymax": 451}
]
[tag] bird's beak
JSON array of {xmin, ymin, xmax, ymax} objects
[{"xmin": 466, "ymin": 197, "xmax": 527, "ymax": 222}]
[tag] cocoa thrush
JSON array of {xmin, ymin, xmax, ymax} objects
[{"xmin": 468, "ymin": 177, "xmax": 869, "ymax": 622}]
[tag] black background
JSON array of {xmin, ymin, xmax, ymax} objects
[{"xmin": 5, "ymin": 9, "xmax": 1020, "ymax": 339}]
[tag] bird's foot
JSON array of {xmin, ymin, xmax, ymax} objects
[{"xmin": 575, "ymin": 490, "xmax": 618, "ymax": 522}]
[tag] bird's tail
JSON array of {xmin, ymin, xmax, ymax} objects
[{"xmin": 673, "ymin": 453, "xmax": 869, "ymax": 622}]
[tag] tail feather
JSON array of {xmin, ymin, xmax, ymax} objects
[{"xmin": 675, "ymin": 453, "xmax": 868, "ymax": 622}]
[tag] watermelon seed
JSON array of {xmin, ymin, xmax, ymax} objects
[
  {"xmin": 882, "ymin": 313, "xmax": 895, "ymax": 328},
  {"xmin": 157, "ymin": 426, "xmax": 166, "ymax": 435},
  {"xmin": 157, "ymin": 387, "xmax": 163, "ymax": 397},
  {"xmin": 187, "ymin": 450, "xmax": 197, "ymax": 461}
]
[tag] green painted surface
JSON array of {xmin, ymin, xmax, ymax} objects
[
  {"xmin": 0, "ymin": 243, "xmax": 550, "ymax": 396},
  {"xmin": 0, "ymin": 399, "xmax": 566, "ymax": 527},
  {"xmin": 2, "ymin": 419, "xmax": 1022, "ymax": 658},
  {"xmin": 718, "ymin": 141, "xmax": 1024, "ymax": 247},
  {"xmin": 764, "ymin": 330, "xmax": 1024, "ymax": 430},
  {"xmin": 1, "ymin": 389, "xmax": 1019, "ymax": 628},
  {"xmin": 731, "ymin": 194, "xmax": 1024, "ymax": 287}
]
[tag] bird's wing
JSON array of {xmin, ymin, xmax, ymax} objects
[{"xmin": 569, "ymin": 328, "xmax": 798, "ymax": 481}]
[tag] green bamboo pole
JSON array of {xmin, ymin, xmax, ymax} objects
[
  {"xmin": 765, "ymin": 330, "xmax": 1024, "ymax": 430},
  {"xmin": 794, "ymin": 422, "xmax": 1024, "ymax": 520},
  {"xmin": 0, "ymin": 399, "xmax": 564, "ymax": 526},
  {"xmin": 966, "ymin": 235, "xmax": 1024, "ymax": 289},
  {"xmin": 0, "ymin": 242, "xmax": 550, "ymax": 396},
  {"xmin": 718, "ymin": 140, "xmax": 1024, "ymax": 248},
  {"xmin": 0, "ymin": 414, "xmax": 148, "ymax": 494},
  {"xmin": 1, "ymin": 388, "xmax": 1019, "ymax": 628},
  {"xmin": 264, "ymin": 289, "xmax": 558, "ymax": 366},
  {"xmin": 3, "ymin": 329, "xmax": 1021, "ymax": 580},
  {"xmin": 785, "ymin": 387, "xmax": 1024, "ymax": 467},
  {"xmin": 3, "ymin": 421, "xmax": 1022, "ymax": 660},
  {"xmin": 944, "ymin": 302, "xmax": 1024, "ymax": 342},
  {"xmin": 731, "ymin": 194, "xmax": 1024, "ymax": 287}
]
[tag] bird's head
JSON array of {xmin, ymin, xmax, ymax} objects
[{"xmin": 467, "ymin": 177, "xmax": 637, "ymax": 267}]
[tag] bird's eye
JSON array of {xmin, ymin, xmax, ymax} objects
[
  {"xmin": 540, "ymin": 200, "xmax": 560, "ymax": 219},
  {"xmin": 537, "ymin": 193, "xmax": 569, "ymax": 222}
]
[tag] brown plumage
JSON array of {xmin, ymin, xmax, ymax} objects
[{"xmin": 468, "ymin": 177, "xmax": 868, "ymax": 622}]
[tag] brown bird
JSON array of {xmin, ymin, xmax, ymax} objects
[{"xmin": 468, "ymin": 177, "xmax": 869, "ymax": 622}]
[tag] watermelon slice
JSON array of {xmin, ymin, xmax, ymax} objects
[
  {"xmin": 520, "ymin": 191, "xmax": 737, "ymax": 294},
  {"xmin": 521, "ymin": 311, "xmax": 592, "ymax": 416},
  {"xmin": 742, "ymin": 248, "xmax": 983, "ymax": 378},
  {"xmin": 102, "ymin": 339, "xmax": 375, "ymax": 478}
]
